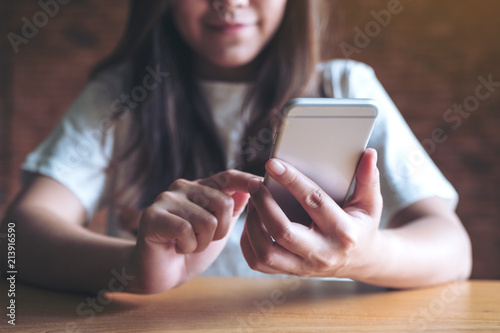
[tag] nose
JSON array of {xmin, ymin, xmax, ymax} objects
[
  {"xmin": 211, "ymin": 0, "xmax": 249, "ymax": 21},
  {"xmin": 217, "ymin": 0, "xmax": 249, "ymax": 8}
]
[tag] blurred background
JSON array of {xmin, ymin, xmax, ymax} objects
[{"xmin": 1, "ymin": 0, "xmax": 499, "ymax": 279}]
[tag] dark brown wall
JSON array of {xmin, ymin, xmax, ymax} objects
[
  {"xmin": 337, "ymin": 0, "xmax": 500, "ymax": 280},
  {"xmin": 1, "ymin": 0, "xmax": 499, "ymax": 279}
]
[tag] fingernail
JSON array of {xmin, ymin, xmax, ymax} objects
[
  {"xmin": 248, "ymin": 178, "xmax": 262, "ymax": 195},
  {"xmin": 268, "ymin": 159, "xmax": 286, "ymax": 175}
]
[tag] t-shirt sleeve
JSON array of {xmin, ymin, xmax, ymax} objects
[
  {"xmin": 21, "ymin": 79, "xmax": 116, "ymax": 220},
  {"xmin": 325, "ymin": 60, "xmax": 459, "ymax": 227}
]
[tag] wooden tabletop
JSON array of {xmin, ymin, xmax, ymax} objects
[{"xmin": 2, "ymin": 278, "xmax": 500, "ymax": 332}]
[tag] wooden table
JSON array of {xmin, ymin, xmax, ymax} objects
[{"xmin": 2, "ymin": 278, "xmax": 499, "ymax": 332}]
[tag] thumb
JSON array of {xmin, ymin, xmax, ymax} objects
[
  {"xmin": 232, "ymin": 192, "xmax": 250, "ymax": 217},
  {"xmin": 344, "ymin": 148, "xmax": 383, "ymax": 219}
]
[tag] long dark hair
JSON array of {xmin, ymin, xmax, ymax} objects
[{"xmin": 92, "ymin": 0, "xmax": 331, "ymax": 211}]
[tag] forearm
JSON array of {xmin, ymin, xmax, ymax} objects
[
  {"xmin": 354, "ymin": 215, "xmax": 472, "ymax": 289},
  {"xmin": 1, "ymin": 207, "xmax": 135, "ymax": 294}
]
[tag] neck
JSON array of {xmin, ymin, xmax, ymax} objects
[{"xmin": 194, "ymin": 57, "xmax": 259, "ymax": 82}]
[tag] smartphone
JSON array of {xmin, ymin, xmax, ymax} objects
[{"xmin": 264, "ymin": 98, "xmax": 378, "ymax": 225}]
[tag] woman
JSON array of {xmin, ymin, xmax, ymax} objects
[{"xmin": 1, "ymin": 0, "xmax": 471, "ymax": 294}]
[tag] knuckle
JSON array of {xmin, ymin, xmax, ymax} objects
[
  {"xmin": 156, "ymin": 191, "xmax": 173, "ymax": 202},
  {"xmin": 225, "ymin": 169, "xmax": 238, "ymax": 177},
  {"xmin": 169, "ymin": 178, "xmax": 190, "ymax": 191},
  {"xmin": 255, "ymin": 249, "xmax": 276, "ymax": 267},
  {"xmin": 316, "ymin": 256, "xmax": 336, "ymax": 272},
  {"xmin": 343, "ymin": 237, "xmax": 356, "ymax": 253},
  {"xmin": 304, "ymin": 188, "xmax": 325, "ymax": 209},
  {"xmin": 300, "ymin": 254, "xmax": 321, "ymax": 274},
  {"xmin": 282, "ymin": 170, "xmax": 301, "ymax": 186},
  {"xmin": 337, "ymin": 230, "xmax": 357, "ymax": 251},
  {"xmin": 301, "ymin": 252, "xmax": 335, "ymax": 274},
  {"xmin": 219, "ymin": 195, "xmax": 234, "ymax": 211},
  {"xmin": 139, "ymin": 207, "xmax": 165, "ymax": 236},
  {"xmin": 273, "ymin": 227, "xmax": 295, "ymax": 247},
  {"xmin": 203, "ymin": 214, "xmax": 219, "ymax": 231},
  {"xmin": 246, "ymin": 257, "xmax": 260, "ymax": 271},
  {"xmin": 325, "ymin": 224, "xmax": 357, "ymax": 252},
  {"xmin": 174, "ymin": 220, "xmax": 193, "ymax": 237},
  {"xmin": 142, "ymin": 205, "xmax": 162, "ymax": 224}
]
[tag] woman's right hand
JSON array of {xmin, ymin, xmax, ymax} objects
[{"xmin": 125, "ymin": 170, "xmax": 257, "ymax": 294}]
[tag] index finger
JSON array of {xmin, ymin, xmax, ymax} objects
[
  {"xmin": 265, "ymin": 158, "xmax": 347, "ymax": 232},
  {"xmin": 199, "ymin": 169, "xmax": 262, "ymax": 194}
]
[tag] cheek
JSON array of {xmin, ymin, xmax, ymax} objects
[
  {"xmin": 176, "ymin": 21, "xmax": 202, "ymax": 51},
  {"xmin": 257, "ymin": 0, "xmax": 288, "ymax": 41},
  {"xmin": 171, "ymin": 2, "xmax": 207, "ymax": 49}
]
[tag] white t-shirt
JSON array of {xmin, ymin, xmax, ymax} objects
[{"xmin": 22, "ymin": 59, "xmax": 458, "ymax": 277}]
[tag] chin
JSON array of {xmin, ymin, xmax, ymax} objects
[
  {"xmin": 208, "ymin": 50, "xmax": 259, "ymax": 68},
  {"xmin": 214, "ymin": 61, "xmax": 252, "ymax": 69},
  {"xmin": 209, "ymin": 57, "xmax": 248, "ymax": 67}
]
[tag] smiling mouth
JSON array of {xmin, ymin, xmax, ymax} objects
[{"xmin": 206, "ymin": 22, "xmax": 255, "ymax": 34}]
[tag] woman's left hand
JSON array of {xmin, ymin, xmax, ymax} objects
[{"xmin": 241, "ymin": 148, "xmax": 383, "ymax": 279}]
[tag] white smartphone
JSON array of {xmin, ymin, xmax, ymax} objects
[{"xmin": 264, "ymin": 98, "xmax": 378, "ymax": 225}]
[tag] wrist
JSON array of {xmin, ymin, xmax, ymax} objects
[{"xmin": 343, "ymin": 229, "xmax": 388, "ymax": 283}]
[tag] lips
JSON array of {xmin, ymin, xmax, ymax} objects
[
  {"xmin": 204, "ymin": 9, "xmax": 258, "ymax": 33},
  {"xmin": 205, "ymin": 21, "xmax": 255, "ymax": 34}
]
